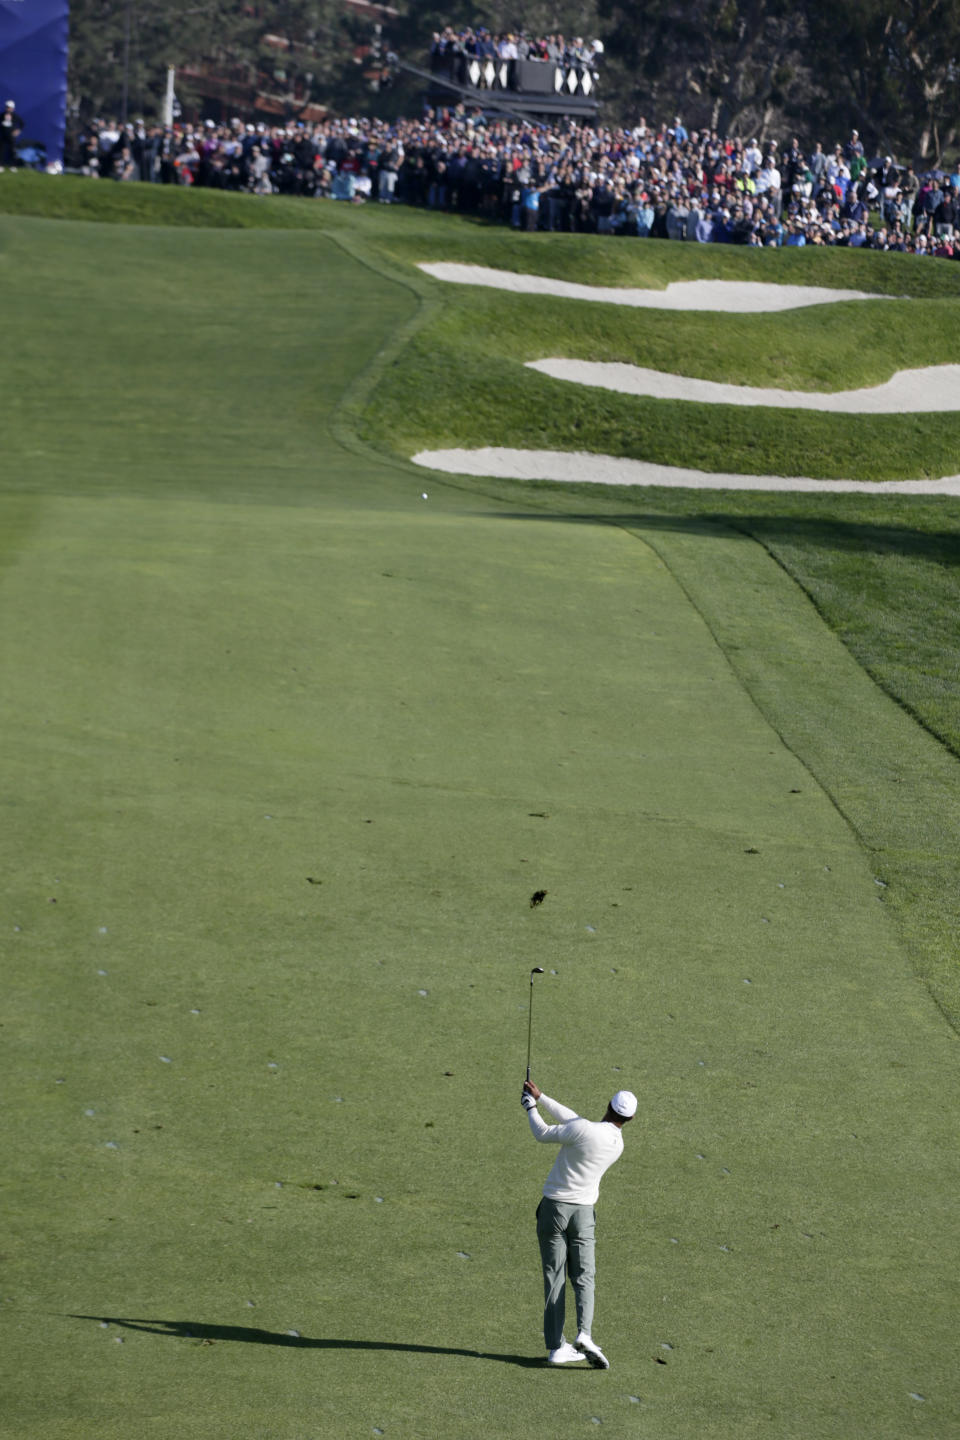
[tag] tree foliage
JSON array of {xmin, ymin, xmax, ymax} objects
[
  {"xmin": 806, "ymin": 0, "xmax": 960, "ymax": 158},
  {"xmin": 67, "ymin": 0, "xmax": 354, "ymax": 124},
  {"xmin": 595, "ymin": 0, "xmax": 960, "ymax": 159},
  {"xmin": 596, "ymin": 0, "xmax": 811, "ymax": 137}
]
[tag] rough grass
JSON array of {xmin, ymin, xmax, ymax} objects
[
  {"xmin": 403, "ymin": 284, "xmax": 960, "ymax": 387},
  {"xmin": 364, "ymin": 326, "xmax": 960, "ymax": 482},
  {"xmin": 374, "ymin": 218, "xmax": 960, "ymax": 299},
  {"xmin": 358, "ymin": 240, "xmax": 960, "ymax": 485}
]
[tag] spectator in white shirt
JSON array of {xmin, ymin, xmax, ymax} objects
[{"xmin": 743, "ymin": 138, "xmax": 762, "ymax": 175}]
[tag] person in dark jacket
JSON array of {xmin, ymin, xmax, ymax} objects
[
  {"xmin": 0, "ymin": 99, "xmax": 24, "ymax": 169},
  {"xmin": 935, "ymin": 187, "xmax": 956, "ymax": 236}
]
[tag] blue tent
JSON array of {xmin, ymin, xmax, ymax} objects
[{"xmin": 0, "ymin": 0, "xmax": 69, "ymax": 165}]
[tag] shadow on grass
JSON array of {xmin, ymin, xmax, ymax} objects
[
  {"xmin": 485, "ymin": 509, "xmax": 960, "ymax": 564},
  {"xmin": 67, "ymin": 1314, "xmax": 545, "ymax": 1367}
]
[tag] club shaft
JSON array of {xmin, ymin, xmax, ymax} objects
[{"xmin": 526, "ymin": 978, "xmax": 535, "ymax": 1080}]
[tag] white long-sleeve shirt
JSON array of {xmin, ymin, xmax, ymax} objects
[{"xmin": 527, "ymin": 1094, "xmax": 624, "ymax": 1204}]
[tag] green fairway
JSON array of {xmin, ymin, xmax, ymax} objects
[{"xmin": 2, "ymin": 194, "xmax": 960, "ymax": 1439}]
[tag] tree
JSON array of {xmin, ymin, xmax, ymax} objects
[
  {"xmin": 807, "ymin": 0, "xmax": 960, "ymax": 160},
  {"xmin": 67, "ymin": 0, "xmax": 355, "ymax": 125},
  {"xmin": 597, "ymin": 0, "xmax": 814, "ymax": 137}
]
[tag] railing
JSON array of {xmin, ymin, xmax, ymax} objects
[{"xmin": 429, "ymin": 51, "xmax": 598, "ymax": 100}]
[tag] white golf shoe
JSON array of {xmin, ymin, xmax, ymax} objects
[
  {"xmin": 574, "ymin": 1332, "xmax": 610, "ymax": 1369},
  {"xmin": 547, "ymin": 1339, "xmax": 586, "ymax": 1365}
]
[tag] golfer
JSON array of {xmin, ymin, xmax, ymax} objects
[{"xmin": 521, "ymin": 1079, "xmax": 636, "ymax": 1367}]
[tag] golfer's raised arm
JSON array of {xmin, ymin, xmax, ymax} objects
[
  {"xmin": 539, "ymin": 1093, "xmax": 579, "ymax": 1123},
  {"xmin": 522, "ymin": 1083, "xmax": 580, "ymax": 1141}
]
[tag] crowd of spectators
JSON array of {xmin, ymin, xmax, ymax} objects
[
  {"xmin": 429, "ymin": 25, "xmax": 602, "ymax": 67},
  {"xmin": 70, "ymin": 109, "xmax": 960, "ymax": 260}
]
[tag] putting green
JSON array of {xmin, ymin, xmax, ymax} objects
[{"xmin": 2, "ymin": 213, "xmax": 958, "ymax": 1439}]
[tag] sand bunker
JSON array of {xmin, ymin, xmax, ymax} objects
[
  {"xmin": 527, "ymin": 359, "xmax": 960, "ymax": 413},
  {"xmin": 413, "ymin": 447, "xmax": 960, "ymax": 496},
  {"xmin": 419, "ymin": 262, "xmax": 895, "ymax": 312},
  {"xmin": 413, "ymin": 261, "xmax": 949, "ymax": 493}
]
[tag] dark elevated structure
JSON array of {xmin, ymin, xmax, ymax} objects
[{"xmin": 422, "ymin": 50, "xmax": 600, "ymax": 121}]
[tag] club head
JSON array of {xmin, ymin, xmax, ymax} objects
[{"xmin": 530, "ymin": 966, "xmax": 544, "ymax": 977}]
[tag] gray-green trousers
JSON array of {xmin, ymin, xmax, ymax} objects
[{"xmin": 536, "ymin": 1197, "xmax": 596, "ymax": 1350}]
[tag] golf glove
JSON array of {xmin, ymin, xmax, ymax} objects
[{"xmin": 521, "ymin": 1091, "xmax": 537, "ymax": 1110}]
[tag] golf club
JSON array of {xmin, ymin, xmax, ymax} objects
[{"xmin": 526, "ymin": 967, "xmax": 544, "ymax": 1080}]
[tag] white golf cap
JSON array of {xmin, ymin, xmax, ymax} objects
[{"xmin": 610, "ymin": 1090, "xmax": 637, "ymax": 1118}]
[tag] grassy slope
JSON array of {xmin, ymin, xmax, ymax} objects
[
  {"xmin": 5, "ymin": 169, "xmax": 960, "ymax": 294},
  {"xmin": 2, "ymin": 189, "xmax": 960, "ymax": 1438},
  {"xmin": 362, "ymin": 261, "xmax": 960, "ymax": 482},
  {"xmin": 0, "ymin": 170, "xmax": 330, "ymax": 229},
  {"xmin": 396, "ymin": 285, "xmax": 960, "ymax": 387}
]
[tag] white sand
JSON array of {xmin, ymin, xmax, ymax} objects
[
  {"xmin": 413, "ymin": 448, "xmax": 960, "ymax": 496},
  {"xmin": 418, "ymin": 262, "xmax": 896, "ymax": 312},
  {"xmin": 527, "ymin": 359, "xmax": 960, "ymax": 413},
  {"xmin": 412, "ymin": 261, "xmax": 951, "ymax": 493}
]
